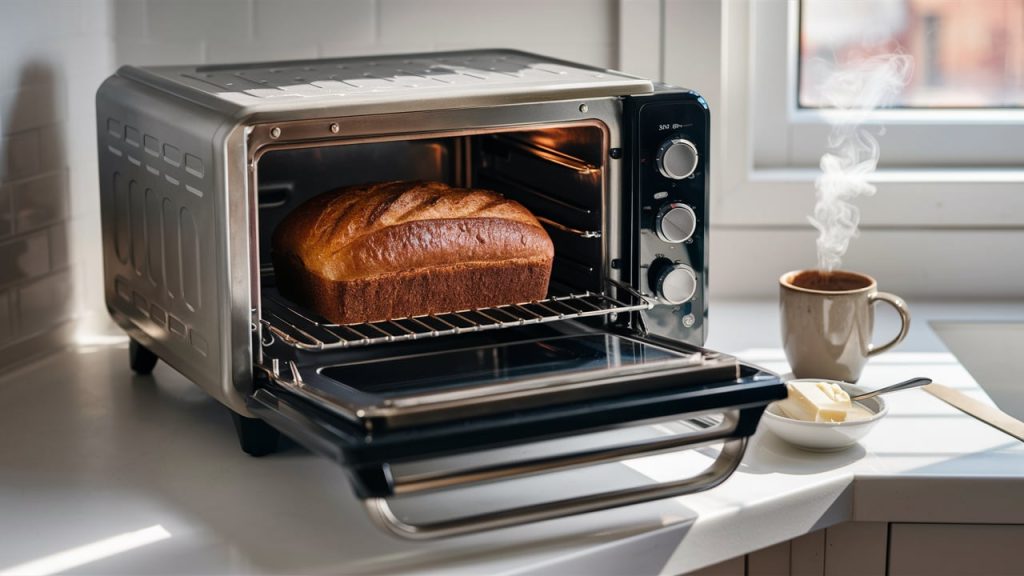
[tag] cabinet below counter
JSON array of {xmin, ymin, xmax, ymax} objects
[{"xmin": 687, "ymin": 522, "xmax": 1024, "ymax": 576}]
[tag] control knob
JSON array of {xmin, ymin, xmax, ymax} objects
[
  {"xmin": 656, "ymin": 138, "xmax": 699, "ymax": 180},
  {"xmin": 649, "ymin": 259, "xmax": 697, "ymax": 305},
  {"xmin": 655, "ymin": 202, "xmax": 697, "ymax": 243}
]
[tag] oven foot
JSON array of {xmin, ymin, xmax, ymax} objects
[
  {"xmin": 232, "ymin": 412, "xmax": 281, "ymax": 457},
  {"xmin": 129, "ymin": 338, "xmax": 159, "ymax": 375}
]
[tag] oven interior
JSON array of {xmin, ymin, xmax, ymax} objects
[
  {"xmin": 257, "ymin": 124, "xmax": 607, "ymax": 297},
  {"xmin": 252, "ymin": 123, "xmax": 723, "ymax": 427}
]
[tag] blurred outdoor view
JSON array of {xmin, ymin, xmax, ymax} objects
[{"xmin": 800, "ymin": 0, "xmax": 1024, "ymax": 108}]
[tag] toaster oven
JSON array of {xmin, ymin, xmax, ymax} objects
[{"xmin": 96, "ymin": 50, "xmax": 784, "ymax": 539}]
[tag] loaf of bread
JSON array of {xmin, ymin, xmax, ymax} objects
[{"xmin": 271, "ymin": 180, "xmax": 554, "ymax": 324}]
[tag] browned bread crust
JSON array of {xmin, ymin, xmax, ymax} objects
[{"xmin": 271, "ymin": 180, "xmax": 554, "ymax": 324}]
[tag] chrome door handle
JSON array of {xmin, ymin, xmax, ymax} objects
[
  {"xmin": 363, "ymin": 437, "xmax": 747, "ymax": 540},
  {"xmin": 249, "ymin": 387, "xmax": 763, "ymax": 540}
]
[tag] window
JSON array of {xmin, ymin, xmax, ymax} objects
[
  {"xmin": 654, "ymin": 0, "xmax": 1024, "ymax": 297},
  {"xmin": 743, "ymin": 0, "xmax": 1024, "ymax": 171},
  {"xmin": 800, "ymin": 0, "xmax": 1024, "ymax": 109},
  {"xmin": 679, "ymin": 0, "xmax": 1024, "ymax": 298}
]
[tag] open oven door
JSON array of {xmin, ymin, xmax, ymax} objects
[{"xmin": 247, "ymin": 322, "xmax": 784, "ymax": 539}]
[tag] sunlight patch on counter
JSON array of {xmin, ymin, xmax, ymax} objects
[{"xmin": 0, "ymin": 524, "xmax": 170, "ymax": 575}]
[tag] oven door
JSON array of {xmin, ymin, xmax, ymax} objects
[{"xmin": 248, "ymin": 322, "xmax": 783, "ymax": 539}]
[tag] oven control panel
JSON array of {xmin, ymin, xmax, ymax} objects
[{"xmin": 624, "ymin": 88, "xmax": 709, "ymax": 346}]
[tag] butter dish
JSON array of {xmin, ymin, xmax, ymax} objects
[{"xmin": 762, "ymin": 380, "xmax": 887, "ymax": 451}]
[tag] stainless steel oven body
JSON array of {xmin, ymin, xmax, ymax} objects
[{"xmin": 97, "ymin": 50, "xmax": 783, "ymax": 538}]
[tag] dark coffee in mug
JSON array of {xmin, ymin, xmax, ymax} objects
[{"xmin": 790, "ymin": 270, "xmax": 872, "ymax": 292}]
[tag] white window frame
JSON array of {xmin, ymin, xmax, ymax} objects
[
  {"xmin": 717, "ymin": 0, "xmax": 1024, "ymax": 229},
  {"xmin": 756, "ymin": 0, "xmax": 1024, "ymax": 169}
]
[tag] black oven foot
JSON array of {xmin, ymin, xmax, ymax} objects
[
  {"xmin": 232, "ymin": 411, "xmax": 281, "ymax": 457},
  {"xmin": 129, "ymin": 338, "xmax": 159, "ymax": 375}
]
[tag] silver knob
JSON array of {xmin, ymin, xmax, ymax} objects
[
  {"xmin": 656, "ymin": 138, "xmax": 699, "ymax": 180},
  {"xmin": 655, "ymin": 203, "xmax": 697, "ymax": 243},
  {"xmin": 651, "ymin": 260, "xmax": 698, "ymax": 304}
]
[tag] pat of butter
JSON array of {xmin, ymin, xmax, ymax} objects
[{"xmin": 777, "ymin": 381, "xmax": 854, "ymax": 423}]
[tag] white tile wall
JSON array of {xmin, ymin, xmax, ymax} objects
[
  {"xmin": 0, "ymin": 185, "xmax": 11, "ymax": 238},
  {"xmin": 48, "ymin": 222, "xmax": 69, "ymax": 270},
  {"xmin": 0, "ymin": 83, "xmax": 67, "ymax": 135},
  {"xmin": 2, "ymin": 131, "xmax": 42, "ymax": 182},
  {"xmin": 13, "ymin": 171, "xmax": 69, "ymax": 233},
  {"xmin": 0, "ymin": 230, "xmax": 49, "ymax": 287},
  {"xmin": 618, "ymin": 0, "xmax": 661, "ymax": 81},
  {"xmin": 110, "ymin": 0, "xmax": 619, "ymax": 69},
  {"xmin": 146, "ymin": 0, "xmax": 255, "ymax": 42},
  {"xmin": 114, "ymin": 39, "xmax": 206, "ymax": 67},
  {"xmin": 253, "ymin": 0, "xmax": 376, "ymax": 44},
  {"xmin": 0, "ymin": 290, "xmax": 10, "ymax": 343},
  {"xmin": 18, "ymin": 269, "xmax": 73, "ymax": 339},
  {"xmin": 0, "ymin": 0, "xmax": 109, "ymax": 365}
]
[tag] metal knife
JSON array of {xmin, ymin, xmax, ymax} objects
[{"xmin": 924, "ymin": 383, "xmax": 1024, "ymax": 442}]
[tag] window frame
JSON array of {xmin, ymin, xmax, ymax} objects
[
  {"xmin": 714, "ymin": 0, "xmax": 1024, "ymax": 229},
  {"xmin": 760, "ymin": 0, "xmax": 1024, "ymax": 169}
]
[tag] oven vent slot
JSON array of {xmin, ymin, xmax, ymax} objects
[{"xmin": 261, "ymin": 279, "xmax": 652, "ymax": 351}]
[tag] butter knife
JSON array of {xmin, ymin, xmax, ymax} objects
[{"xmin": 924, "ymin": 383, "xmax": 1024, "ymax": 442}]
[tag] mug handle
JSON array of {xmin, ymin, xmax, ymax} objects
[{"xmin": 867, "ymin": 292, "xmax": 911, "ymax": 357}]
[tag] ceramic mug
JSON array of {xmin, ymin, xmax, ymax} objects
[{"xmin": 779, "ymin": 270, "xmax": 910, "ymax": 381}]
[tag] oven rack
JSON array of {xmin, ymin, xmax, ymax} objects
[{"xmin": 261, "ymin": 279, "xmax": 654, "ymax": 351}]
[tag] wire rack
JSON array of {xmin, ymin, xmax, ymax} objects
[{"xmin": 261, "ymin": 279, "xmax": 653, "ymax": 351}]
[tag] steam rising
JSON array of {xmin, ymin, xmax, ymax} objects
[{"xmin": 808, "ymin": 54, "xmax": 913, "ymax": 271}]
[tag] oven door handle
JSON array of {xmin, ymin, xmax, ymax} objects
[
  {"xmin": 249, "ymin": 387, "xmax": 762, "ymax": 540},
  {"xmin": 363, "ymin": 435, "xmax": 747, "ymax": 540}
]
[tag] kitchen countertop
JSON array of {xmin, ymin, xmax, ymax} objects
[{"xmin": 2, "ymin": 300, "xmax": 1023, "ymax": 575}]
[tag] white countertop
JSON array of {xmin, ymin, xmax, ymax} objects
[{"xmin": 1, "ymin": 300, "xmax": 1023, "ymax": 575}]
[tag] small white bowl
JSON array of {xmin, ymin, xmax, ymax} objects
[{"xmin": 761, "ymin": 380, "xmax": 888, "ymax": 452}]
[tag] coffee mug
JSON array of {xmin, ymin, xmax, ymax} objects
[{"xmin": 779, "ymin": 269, "xmax": 910, "ymax": 382}]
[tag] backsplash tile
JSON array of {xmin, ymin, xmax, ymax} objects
[
  {"xmin": 48, "ymin": 223, "xmax": 68, "ymax": 270},
  {"xmin": 0, "ymin": 83, "xmax": 66, "ymax": 136},
  {"xmin": 17, "ymin": 269, "xmax": 72, "ymax": 338},
  {"xmin": 2, "ymin": 130, "xmax": 41, "ymax": 182},
  {"xmin": 1, "ymin": 0, "xmax": 107, "ymax": 364},
  {"xmin": 378, "ymin": 0, "xmax": 614, "ymax": 53},
  {"xmin": 146, "ymin": 0, "xmax": 254, "ymax": 43},
  {"xmin": 0, "ymin": 230, "xmax": 49, "ymax": 288},
  {"xmin": 36, "ymin": 125, "xmax": 65, "ymax": 174},
  {"xmin": 0, "ymin": 290, "xmax": 10, "ymax": 344},
  {"xmin": 253, "ymin": 0, "xmax": 375, "ymax": 45},
  {"xmin": 114, "ymin": 40, "xmax": 206, "ymax": 67},
  {"xmin": 112, "ymin": 0, "xmax": 149, "ymax": 41},
  {"xmin": 13, "ymin": 170, "xmax": 67, "ymax": 233},
  {"xmin": 0, "ymin": 185, "xmax": 11, "ymax": 238}
]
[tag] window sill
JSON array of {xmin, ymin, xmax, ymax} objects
[{"xmin": 717, "ymin": 168, "xmax": 1024, "ymax": 228}]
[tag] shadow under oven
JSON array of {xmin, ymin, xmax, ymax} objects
[{"xmin": 97, "ymin": 50, "xmax": 785, "ymax": 539}]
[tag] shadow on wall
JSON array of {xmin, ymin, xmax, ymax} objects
[{"xmin": 0, "ymin": 62, "xmax": 74, "ymax": 368}]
